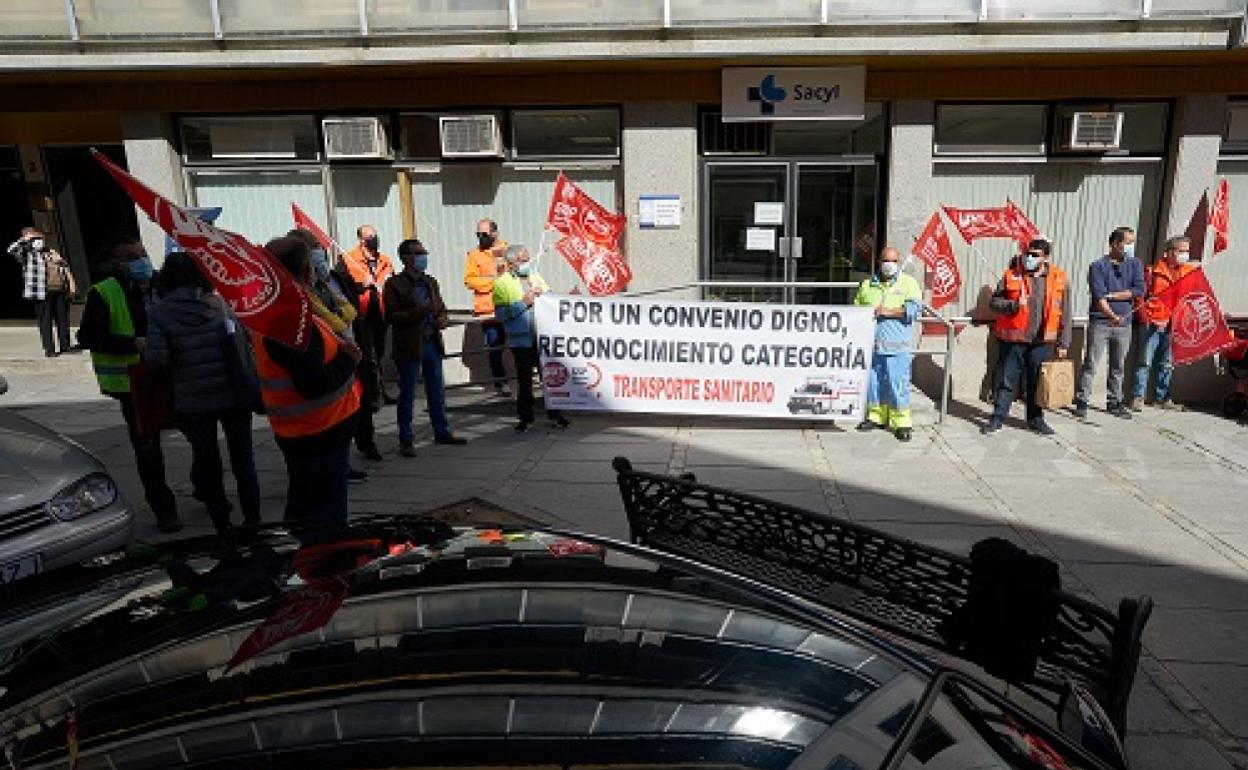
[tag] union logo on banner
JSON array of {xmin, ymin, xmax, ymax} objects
[
  {"xmin": 1156, "ymin": 267, "xmax": 1237, "ymax": 365},
  {"xmin": 1211, "ymin": 178, "xmax": 1230, "ymax": 255},
  {"xmin": 555, "ymin": 235, "xmax": 633, "ymax": 296},
  {"xmin": 942, "ymin": 205, "xmax": 1015, "ymax": 243},
  {"xmin": 226, "ymin": 576, "xmax": 351, "ymax": 670},
  {"xmin": 912, "ymin": 213, "xmax": 961, "ymax": 310},
  {"xmin": 546, "ymin": 173, "xmax": 626, "ymax": 249}
]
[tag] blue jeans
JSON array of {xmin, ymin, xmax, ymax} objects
[
  {"xmin": 281, "ymin": 438, "xmax": 350, "ymax": 527},
  {"xmin": 1132, "ymin": 324, "xmax": 1174, "ymax": 401},
  {"xmin": 993, "ymin": 341, "xmax": 1053, "ymax": 423},
  {"xmin": 178, "ymin": 408, "xmax": 260, "ymax": 529},
  {"xmin": 483, "ymin": 322, "xmax": 507, "ymax": 386},
  {"xmin": 397, "ymin": 338, "xmax": 451, "ymax": 442}
]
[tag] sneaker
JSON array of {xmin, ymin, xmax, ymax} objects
[
  {"xmin": 347, "ymin": 469, "xmax": 369, "ymax": 485},
  {"xmin": 357, "ymin": 444, "xmax": 383, "ymax": 461},
  {"xmin": 981, "ymin": 418, "xmax": 1003, "ymax": 435},
  {"xmin": 1129, "ymin": 397, "xmax": 1144, "ymax": 412},
  {"xmin": 1158, "ymin": 399, "xmax": 1186, "ymax": 412},
  {"xmin": 1029, "ymin": 418, "xmax": 1056, "ymax": 436},
  {"xmin": 433, "ymin": 434, "xmax": 467, "ymax": 446},
  {"xmin": 1072, "ymin": 400, "xmax": 1088, "ymax": 419},
  {"xmin": 399, "ymin": 441, "xmax": 417, "ymax": 458},
  {"xmin": 895, "ymin": 427, "xmax": 913, "ymax": 442},
  {"xmin": 1107, "ymin": 403, "xmax": 1133, "ymax": 419},
  {"xmin": 856, "ymin": 420, "xmax": 878, "ymax": 432},
  {"xmin": 156, "ymin": 513, "xmax": 183, "ymax": 533}
]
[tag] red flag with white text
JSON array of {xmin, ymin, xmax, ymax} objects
[
  {"xmin": 93, "ymin": 150, "xmax": 313, "ymax": 350},
  {"xmin": 555, "ymin": 235, "xmax": 633, "ymax": 296},
  {"xmin": 912, "ymin": 213, "xmax": 961, "ymax": 310},
  {"xmin": 226, "ymin": 576, "xmax": 351, "ymax": 670},
  {"xmin": 941, "ymin": 205, "xmax": 1014, "ymax": 243},
  {"xmin": 1211, "ymin": 178, "xmax": 1230, "ymax": 255},
  {"xmin": 1154, "ymin": 267, "xmax": 1236, "ymax": 365},
  {"xmin": 292, "ymin": 202, "xmax": 337, "ymax": 255},
  {"xmin": 1005, "ymin": 199, "xmax": 1041, "ymax": 249},
  {"xmin": 546, "ymin": 172, "xmax": 626, "ymax": 248}
]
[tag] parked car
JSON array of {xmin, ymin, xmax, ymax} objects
[{"xmin": 0, "ymin": 405, "xmax": 133, "ymax": 584}]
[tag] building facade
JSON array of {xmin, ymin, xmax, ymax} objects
[{"xmin": 2, "ymin": 1, "xmax": 1247, "ymax": 330}]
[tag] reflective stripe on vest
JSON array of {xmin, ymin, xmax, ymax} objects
[
  {"xmin": 994, "ymin": 266, "xmax": 1066, "ymax": 343},
  {"xmin": 89, "ymin": 278, "xmax": 139, "ymax": 395},
  {"xmin": 253, "ymin": 316, "xmax": 361, "ymax": 438}
]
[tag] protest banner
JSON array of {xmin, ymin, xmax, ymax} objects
[{"xmin": 534, "ymin": 295, "xmax": 876, "ymax": 420}]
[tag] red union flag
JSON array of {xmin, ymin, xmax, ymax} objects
[
  {"xmin": 93, "ymin": 150, "xmax": 312, "ymax": 350},
  {"xmin": 1211, "ymin": 178, "xmax": 1230, "ymax": 255},
  {"xmin": 1155, "ymin": 267, "xmax": 1236, "ymax": 365},
  {"xmin": 1005, "ymin": 199, "xmax": 1041, "ymax": 248},
  {"xmin": 912, "ymin": 213, "xmax": 961, "ymax": 309},
  {"xmin": 546, "ymin": 173, "xmax": 626, "ymax": 248},
  {"xmin": 226, "ymin": 576, "xmax": 351, "ymax": 670},
  {"xmin": 292, "ymin": 202, "xmax": 336, "ymax": 254},
  {"xmin": 942, "ymin": 205, "xmax": 1014, "ymax": 243},
  {"xmin": 555, "ymin": 235, "xmax": 632, "ymax": 296}
]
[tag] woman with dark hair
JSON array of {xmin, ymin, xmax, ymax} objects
[{"xmin": 145, "ymin": 252, "xmax": 262, "ymax": 532}]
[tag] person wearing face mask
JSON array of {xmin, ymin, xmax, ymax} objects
[
  {"xmin": 852, "ymin": 246, "xmax": 923, "ymax": 441},
  {"xmin": 1073, "ymin": 227, "xmax": 1144, "ymax": 420},
  {"xmin": 385, "ymin": 239, "xmax": 467, "ymax": 457},
  {"xmin": 463, "ymin": 218, "xmax": 512, "ymax": 397},
  {"xmin": 494, "ymin": 245, "xmax": 568, "ymax": 433},
  {"xmin": 1130, "ymin": 235, "xmax": 1197, "ymax": 412},
  {"xmin": 983, "ymin": 238, "xmax": 1073, "ymax": 436},
  {"xmin": 77, "ymin": 236, "xmax": 181, "ymax": 532},
  {"xmin": 340, "ymin": 224, "xmax": 394, "ymax": 461},
  {"xmin": 8, "ymin": 227, "xmax": 75, "ymax": 357}
]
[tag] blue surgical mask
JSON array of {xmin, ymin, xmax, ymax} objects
[
  {"xmin": 127, "ymin": 256, "xmax": 154, "ymax": 282},
  {"xmin": 1024, "ymin": 254, "xmax": 1042, "ymax": 272},
  {"xmin": 410, "ymin": 254, "xmax": 429, "ymax": 273},
  {"xmin": 515, "ymin": 263, "xmax": 532, "ymax": 277},
  {"xmin": 1123, "ymin": 243, "xmax": 1136, "ymax": 260},
  {"xmin": 310, "ymin": 248, "xmax": 330, "ymax": 281}
]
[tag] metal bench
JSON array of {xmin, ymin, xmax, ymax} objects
[{"xmin": 612, "ymin": 457, "xmax": 1152, "ymax": 737}]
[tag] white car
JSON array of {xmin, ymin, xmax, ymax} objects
[{"xmin": 0, "ymin": 406, "xmax": 133, "ymax": 584}]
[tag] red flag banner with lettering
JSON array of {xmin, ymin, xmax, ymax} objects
[
  {"xmin": 555, "ymin": 235, "xmax": 634, "ymax": 296},
  {"xmin": 546, "ymin": 172, "xmax": 626, "ymax": 248},
  {"xmin": 1154, "ymin": 267, "xmax": 1237, "ymax": 365},
  {"xmin": 292, "ymin": 202, "xmax": 336, "ymax": 255},
  {"xmin": 93, "ymin": 150, "xmax": 312, "ymax": 350},
  {"xmin": 941, "ymin": 205, "xmax": 1014, "ymax": 243},
  {"xmin": 1005, "ymin": 198, "xmax": 1041, "ymax": 248},
  {"xmin": 1211, "ymin": 178, "xmax": 1230, "ymax": 255},
  {"xmin": 226, "ymin": 576, "xmax": 351, "ymax": 671},
  {"xmin": 912, "ymin": 213, "xmax": 961, "ymax": 310}
]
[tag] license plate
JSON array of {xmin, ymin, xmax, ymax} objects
[{"xmin": 0, "ymin": 554, "xmax": 42, "ymax": 584}]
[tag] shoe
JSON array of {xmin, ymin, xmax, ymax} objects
[
  {"xmin": 399, "ymin": 441, "xmax": 417, "ymax": 458},
  {"xmin": 895, "ymin": 428, "xmax": 913, "ymax": 442},
  {"xmin": 156, "ymin": 513, "xmax": 183, "ymax": 533},
  {"xmin": 62, "ymin": 347, "xmax": 83, "ymax": 355},
  {"xmin": 1029, "ymin": 418, "xmax": 1056, "ymax": 436},
  {"xmin": 1107, "ymin": 403, "xmax": 1132, "ymax": 419},
  {"xmin": 1158, "ymin": 399, "xmax": 1186, "ymax": 412},
  {"xmin": 981, "ymin": 419, "xmax": 1003, "ymax": 435},
  {"xmin": 548, "ymin": 416, "xmax": 570, "ymax": 430},
  {"xmin": 347, "ymin": 469, "xmax": 369, "ymax": 485},
  {"xmin": 514, "ymin": 420, "xmax": 531, "ymax": 433},
  {"xmin": 434, "ymin": 434, "xmax": 467, "ymax": 446},
  {"xmin": 856, "ymin": 420, "xmax": 878, "ymax": 432},
  {"xmin": 1129, "ymin": 397, "xmax": 1144, "ymax": 412},
  {"xmin": 358, "ymin": 444, "xmax": 383, "ymax": 461},
  {"xmin": 1072, "ymin": 400, "xmax": 1088, "ymax": 419}
]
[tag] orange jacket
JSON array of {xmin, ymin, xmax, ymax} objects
[
  {"xmin": 341, "ymin": 245, "xmax": 395, "ymax": 317},
  {"xmin": 1140, "ymin": 260, "xmax": 1197, "ymax": 328},
  {"xmin": 253, "ymin": 316, "xmax": 362, "ymax": 439},
  {"xmin": 463, "ymin": 239, "xmax": 507, "ymax": 316},
  {"xmin": 993, "ymin": 265, "xmax": 1068, "ymax": 344}
]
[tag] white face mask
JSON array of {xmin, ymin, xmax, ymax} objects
[
  {"xmin": 30, "ymin": 238, "xmax": 44, "ymax": 251},
  {"xmin": 1024, "ymin": 254, "xmax": 1042, "ymax": 272},
  {"xmin": 1175, "ymin": 251, "xmax": 1191, "ymax": 265},
  {"xmin": 879, "ymin": 261, "xmax": 900, "ymax": 279}
]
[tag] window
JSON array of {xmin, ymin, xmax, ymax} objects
[
  {"xmin": 398, "ymin": 113, "xmax": 443, "ymax": 161},
  {"xmin": 180, "ymin": 116, "xmax": 320, "ymax": 164},
  {"xmin": 699, "ymin": 104, "xmax": 887, "ymax": 157},
  {"xmin": 1223, "ymin": 102, "xmax": 1248, "ymax": 154},
  {"xmin": 511, "ymin": 108, "xmax": 620, "ymax": 159},
  {"xmin": 1051, "ymin": 102, "xmax": 1169, "ymax": 155},
  {"xmin": 936, "ymin": 104, "xmax": 1048, "ymax": 156}
]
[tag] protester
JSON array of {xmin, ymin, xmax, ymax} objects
[
  {"xmin": 1131, "ymin": 235, "xmax": 1197, "ymax": 411},
  {"xmin": 983, "ymin": 238, "xmax": 1072, "ymax": 436},
  {"xmin": 853, "ymin": 246, "xmax": 923, "ymax": 442},
  {"xmin": 464, "ymin": 218, "xmax": 511, "ymax": 397},
  {"xmin": 77, "ymin": 236, "xmax": 181, "ymax": 532},
  {"xmin": 144, "ymin": 252, "xmax": 261, "ymax": 533},
  {"xmin": 340, "ymin": 224, "xmax": 393, "ymax": 460},
  {"xmin": 384, "ymin": 239, "xmax": 467, "ymax": 456},
  {"xmin": 258, "ymin": 236, "xmax": 363, "ymax": 526},
  {"xmin": 1074, "ymin": 227, "xmax": 1144, "ymax": 420},
  {"xmin": 9, "ymin": 227, "xmax": 75, "ymax": 357},
  {"xmin": 494, "ymin": 244, "xmax": 568, "ymax": 432}
]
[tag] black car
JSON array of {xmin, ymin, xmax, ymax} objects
[{"xmin": 0, "ymin": 460, "xmax": 1147, "ymax": 770}]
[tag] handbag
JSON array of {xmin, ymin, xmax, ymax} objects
[
  {"xmin": 1036, "ymin": 358, "xmax": 1075, "ymax": 410},
  {"xmin": 128, "ymin": 362, "xmax": 176, "ymax": 438},
  {"xmin": 221, "ymin": 311, "xmax": 264, "ymax": 415}
]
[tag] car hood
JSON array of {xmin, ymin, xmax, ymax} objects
[{"xmin": 0, "ymin": 408, "xmax": 102, "ymax": 511}]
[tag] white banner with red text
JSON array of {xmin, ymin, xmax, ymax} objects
[{"xmin": 534, "ymin": 295, "xmax": 876, "ymax": 420}]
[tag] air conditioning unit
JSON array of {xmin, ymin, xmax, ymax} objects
[
  {"xmin": 323, "ymin": 117, "xmax": 390, "ymax": 159},
  {"xmin": 1065, "ymin": 111, "xmax": 1124, "ymax": 151},
  {"xmin": 439, "ymin": 115, "xmax": 503, "ymax": 158}
]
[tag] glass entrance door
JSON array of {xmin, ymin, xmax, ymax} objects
[{"xmin": 704, "ymin": 160, "xmax": 878, "ymax": 305}]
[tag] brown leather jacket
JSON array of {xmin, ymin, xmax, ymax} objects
[{"xmin": 384, "ymin": 268, "xmax": 449, "ymax": 361}]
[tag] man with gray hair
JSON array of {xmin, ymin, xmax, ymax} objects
[
  {"xmin": 1131, "ymin": 235, "xmax": 1197, "ymax": 411},
  {"xmin": 1074, "ymin": 227, "xmax": 1144, "ymax": 420}
]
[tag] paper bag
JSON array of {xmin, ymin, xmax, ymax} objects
[{"xmin": 1036, "ymin": 358, "xmax": 1075, "ymax": 410}]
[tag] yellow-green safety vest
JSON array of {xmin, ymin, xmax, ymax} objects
[{"xmin": 89, "ymin": 278, "xmax": 139, "ymax": 395}]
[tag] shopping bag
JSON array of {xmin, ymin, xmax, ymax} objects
[
  {"xmin": 1036, "ymin": 358, "xmax": 1075, "ymax": 410},
  {"xmin": 129, "ymin": 362, "xmax": 176, "ymax": 438}
]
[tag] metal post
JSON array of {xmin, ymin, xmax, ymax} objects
[
  {"xmin": 63, "ymin": 0, "xmax": 80, "ymax": 41},
  {"xmin": 941, "ymin": 322, "xmax": 954, "ymax": 424},
  {"xmin": 663, "ymin": 0, "xmax": 672, "ymax": 28},
  {"xmin": 358, "ymin": 0, "xmax": 369, "ymax": 36},
  {"xmin": 209, "ymin": 0, "xmax": 223, "ymax": 40},
  {"xmin": 508, "ymin": 0, "xmax": 519, "ymax": 31},
  {"xmin": 1140, "ymin": 0, "xmax": 1152, "ymax": 18},
  {"xmin": 820, "ymin": 0, "xmax": 828, "ymax": 24},
  {"xmin": 978, "ymin": 0, "xmax": 989, "ymax": 21}
]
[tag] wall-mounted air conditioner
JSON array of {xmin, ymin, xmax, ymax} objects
[
  {"xmin": 1063, "ymin": 111, "xmax": 1124, "ymax": 151},
  {"xmin": 323, "ymin": 117, "xmax": 390, "ymax": 159},
  {"xmin": 439, "ymin": 114, "xmax": 503, "ymax": 158}
]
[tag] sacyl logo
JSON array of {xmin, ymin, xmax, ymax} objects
[{"xmin": 747, "ymin": 75, "xmax": 786, "ymax": 115}]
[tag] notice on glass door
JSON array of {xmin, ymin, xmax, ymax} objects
[
  {"xmin": 754, "ymin": 202, "xmax": 784, "ymax": 226},
  {"xmin": 745, "ymin": 228, "xmax": 776, "ymax": 251}
]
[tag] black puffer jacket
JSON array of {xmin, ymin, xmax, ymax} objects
[{"xmin": 145, "ymin": 286, "xmax": 239, "ymax": 415}]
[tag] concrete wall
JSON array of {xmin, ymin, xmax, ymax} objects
[
  {"xmin": 1161, "ymin": 93, "xmax": 1227, "ymax": 259},
  {"xmin": 120, "ymin": 112, "xmax": 185, "ymax": 266},
  {"xmin": 622, "ymin": 101, "xmax": 699, "ymax": 299},
  {"xmin": 886, "ymin": 100, "xmax": 935, "ymax": 253}
]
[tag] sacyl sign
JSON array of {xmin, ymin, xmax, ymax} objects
[{"xmin": 721, "ymin": 67, "xmax": 865, "ymax": 122}]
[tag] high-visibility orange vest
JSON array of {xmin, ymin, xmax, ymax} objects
[
  {"xmin": 342, "ymin": 246, "xmax": 394, "ymax": 317},
  {"xmin": 1140, "ymin": 261, "xmax": 1196, "ymax": 327},
  {"xmin": 252, "ymin": 316, "xmax": 361, "ymax": 439},
  {"xmin": 994, "ymin": 265, "xmax": 1067, "ymax": 344}
]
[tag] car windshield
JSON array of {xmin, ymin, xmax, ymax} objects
[{"xmin": 802, "ymin": 383, "xmax": 825, "ymax": 393}]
